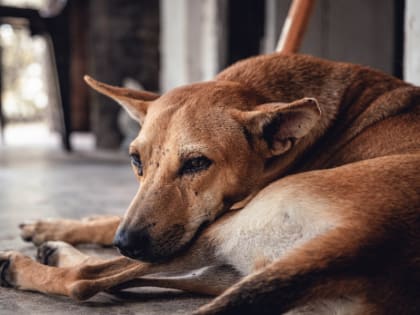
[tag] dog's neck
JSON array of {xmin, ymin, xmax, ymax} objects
[
  {"xmin": 261, "ymin": 73, "xmax": 408, "ymax": 187},
  {"xmin": 295, "ymin": 68, "xmax": 409, "ymax": 172}
]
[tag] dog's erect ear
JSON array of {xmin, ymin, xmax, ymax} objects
[
  {"xmin": 232, "ymin": 97, "xmax": 321, "ymax": 157},
  {"xmin": 84, "ymin": 75, "xmax": 159, "ymax": 123}
]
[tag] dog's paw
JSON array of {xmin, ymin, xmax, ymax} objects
[
  {"xmin": 36, "ymin": 241, "xmax": 61, "ymax": 266},
  {"xmin": 19, "ymin": 220, "xmax": 47, "ymax": 244},
  {"xmin": 36, "ymin": 241, "xmax": 88, "ymax": 268},
  {"xmin": 19, "ymin": 220, "xmax": 62, "ymax": 246},
  {"xmin": 0, "ymin": 251, "xmax": 22, "ymax": 288}
]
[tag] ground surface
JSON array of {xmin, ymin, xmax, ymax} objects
[{"xmin": 0, "ymin": 143, "xmax": 210, "ymax": 314}]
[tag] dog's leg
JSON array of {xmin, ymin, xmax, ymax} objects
[
  {"xmin": 36, "ymin": 241, "xmax": 104, "ymax": 267},
  {"xmin": 193, "ymin": 224, "xmax": 385, "ymax": 315},
  {"xmin": 0, "ymin": 232, "xmax": 240, "ymax": 300},
  {"xmin": 108, "ymin": 264, "xmax": 240, "ymax": 296},
  {"xmin": 19, "ymin": 215, "xmax": 121, "ymax": 246},
  {"xmin": 0, "ymin": 250, "xmax": 142, "ymax": 300},
  {"xmin": 36, "ymin": 243, "xmax": 239, "ymax": 296},
  {"xmin": 34, "ymin": 240, "xmax": 240, "ymax": 296}
]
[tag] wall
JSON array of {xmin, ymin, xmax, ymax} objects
[
  {"xmin": 264, "ymin": 0, "xmax": 397, "ymax": 74},
  {"xmin": 160, "ymin": 0, "xmax": 399, "ymax": 95},
  {"xmin": 405, "ymin": 0, "xmax": 420, "ymax": 84},
  {"xmin": 160, "ymin": 0, "xmax": 227, "ymax": 91}
]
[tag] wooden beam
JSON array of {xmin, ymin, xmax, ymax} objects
[{"xmin": 276, "ymin": 0, "xmax": 316, "ymax": 53}]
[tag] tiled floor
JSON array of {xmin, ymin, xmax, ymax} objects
[{"xmin": 0, "ymin": 143, "xmax": 210, "ymax": 314}]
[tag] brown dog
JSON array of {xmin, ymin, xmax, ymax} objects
[{"xmin": 1, "ymin": 53, "xmax": 420, "ymax": 314}]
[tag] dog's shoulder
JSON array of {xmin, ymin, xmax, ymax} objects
[
  {"xmin": 216, "ymin": 53, "xmax": 406, "ymax": 91},
  {"xmin": 215, "ymin": 53, "xmax": 407, "ymax": 104},
  {"xmin": 216, "ymin": 53, "xmax": 352, "ymax": 82}
]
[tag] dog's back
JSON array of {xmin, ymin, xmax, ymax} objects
[{"xmin": 217, "ymin": 53, "xmax": 420, "ymax": 171}]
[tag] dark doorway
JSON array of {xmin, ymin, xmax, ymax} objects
[
  {"xmin": 393, "ymin": 0, "xmax": 405, "ymax": 79},
  {"xmin": 226, "ymin": 0, "xmax": 265, "ymax": 66}
]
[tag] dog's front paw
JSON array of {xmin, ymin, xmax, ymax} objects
[
  {"xmin": 37, "ymin": 241, "xmax": 89, "ymax": 268},
  {"xmin": 19, "ymin": 220, "xmax": 65, "ymax": 246},
  {"xmin": 0, "ymin": 251, "xmax": 23, "ymax": 288},
  {"xmin": 36, "ymin": 242, "xmax": 61, "ymax": 266}
]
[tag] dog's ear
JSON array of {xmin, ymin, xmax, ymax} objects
[
  {"xmin": 232, "ymin": 97, "xmax": 321, "ymax": 157},
  {"xmin": 84, "ymin": 75, "xmax": 159, "ymax": 123}
]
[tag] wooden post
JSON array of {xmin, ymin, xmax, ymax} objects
[
  {"xmin": 69, "ymin": 0, "xmax": 89, "ymax": 132},
  {"xmin": 276, "ymin": 0, "xmax": 316, "ymax": 53}
]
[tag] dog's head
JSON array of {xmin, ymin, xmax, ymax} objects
[{"xmin": 85, "ymin": 76, "xmax": 321, "ymax": 262}]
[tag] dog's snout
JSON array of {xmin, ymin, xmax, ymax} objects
[{"xmin": 113, "ymin": 227, "xmax": 152, "ymax": 261}]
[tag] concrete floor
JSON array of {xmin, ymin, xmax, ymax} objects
[{"xmin": 0, "ymin": 145, "xmax": 210, "ymax": 314}]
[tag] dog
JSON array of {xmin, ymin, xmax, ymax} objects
[{"xmin": 1, "ymin": 53, "xmax": 419, "ymax": 315}]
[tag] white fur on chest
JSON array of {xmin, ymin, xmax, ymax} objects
[
  {"xmin": 213, "ymin": 183, "xmax": 336, "ymax": 275},
  {"xmin": 210, "ymin": 182, "xmax": 360, "ymax": 314}
]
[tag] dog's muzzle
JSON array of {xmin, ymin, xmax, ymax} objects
[{"xmin": 113, "ymin": 227, "xmax": 153, "ymax": 261}]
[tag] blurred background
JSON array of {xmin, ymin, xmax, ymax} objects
[
  {"xmin": 0, "ymin": 0, "xmax": 418, "ymax": 152},
  {"xmin": 0, "ymin": 1, "xmax": 420, "ymax": 313}
]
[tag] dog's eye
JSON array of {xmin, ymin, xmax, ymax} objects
[
  {"xmin": 180, "ymin": 156, "xmax": 212, "ymax": 175},
  {"xmin": 130, "ymin": 153, "xmax": 143, "ymax": 176}
]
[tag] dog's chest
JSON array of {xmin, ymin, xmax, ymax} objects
[
  {"xmin": 211, "ymin": 185, "xmax": 361, "ymax": 314},
  {"xmin": 213, "ymin": 184, "xmax": 336, "ymax": 275}
]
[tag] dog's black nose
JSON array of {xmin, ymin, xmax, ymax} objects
[{"xmin": 113, "ymin": 227, "xmax": 152, "ymax": 260}]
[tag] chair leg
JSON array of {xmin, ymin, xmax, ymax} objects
[
  {"xmin": 44, "ymin": 34, "xmax": 72, "ymax": 152},
  {"xmin": 44, "ymin": 4, "xmax": 72, "ymax": 152}
]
